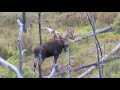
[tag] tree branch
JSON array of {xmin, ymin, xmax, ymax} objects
[
  {"xmin": 53, "ymin": 56, "xmax": 120, "ymax": 77},
  {"xmin": 74, "ymin": 26, "xmax": 113, "ymax": 42},
  {"xmin": 77, "ymin": 43, "xmax": 120, "ymax": 78},
  {"xmin": 0, "ymin": 57, "xmax": 23, "ymax": 78}
]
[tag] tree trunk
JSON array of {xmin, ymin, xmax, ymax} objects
[
  {"xmin": 17, "ymin": 19, "xmax": 23, "ymax": 75},
  {"xmin": 38, "ymin": 12, "xmax": 43, "ymax": 78},
  {"xmin": 22, "ymin": 12, "xmax": 27, "ymax": 33}
]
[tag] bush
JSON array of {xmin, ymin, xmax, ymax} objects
[
  {"xmin": 96, "ymin": 12, "xmax": 118, "ymax": 25},
  {"xmin": 55, "ymin": 12, "xmax": 88, "ymax": 27},
  {"xmin": 112, "ymin": 15, "xmax": 120, "ymax": 34},
  {"xmin": 104, "ymin": 60, "xmax": 120, "ymax": 78}
]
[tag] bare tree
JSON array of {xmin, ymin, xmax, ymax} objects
[
  {"xmin": 86, "ymin": 12, "xmax": 103, "ymax": 78},
  {"xmin": 38, "ymin": 12, "xmax": 43, "ymax": 78},
  {"xmin": 22, "ymin": 12, "xmax": 27, "ymax": 33},
  {"xmin": 17, "ymin": 19, "xmax": 23, "ymax": 75}
]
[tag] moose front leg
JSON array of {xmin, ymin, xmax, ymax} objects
[{"xmin": 52, "ymin": 55, "xmax": 59, "ymax": 72}]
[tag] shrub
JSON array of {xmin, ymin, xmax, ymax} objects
[
  {"xmin": 104, "ymin": 60, "xmax": 120, "ymax": 78},
  {"xmin": 55, "ymin": 12, "xmax": 88, "ymax": 27},
  {"xmin": 112, "ymin": 15, "xmax": 120, "ymax": 34},
  {"xmin": 96, "ymin": 12, "xmax": 118, "ymax": 25}
]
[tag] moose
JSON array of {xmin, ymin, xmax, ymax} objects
[
  {"xmin": 33, "ymin": 27, "xmax": 74, "ymax": 73},
  {"xmin": 33, "ymin": 35, "xmax": 69, "ymax": 71}
]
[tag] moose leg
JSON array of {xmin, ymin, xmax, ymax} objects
[
  {"xmin": 53, "ymin": 55, "xmax": 59, "ymax": 72},
  {"xmin": 33, "ymin": 58, "xmax": 38, "ymax": 77}
]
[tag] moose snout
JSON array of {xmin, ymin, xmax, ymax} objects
[{"xmin": 64, "ymin": 43, "xmax": 69, "ymax": 52}]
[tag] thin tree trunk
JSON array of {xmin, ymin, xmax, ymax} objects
[
  {"xmin": 22, "ymin": 12, "xmax": 27, "ymax": 33},
  {"xmin": 38, "ymin": 12, "xmax": 43, "ymax": 78},
  {"xmin": 67, "ymin": 46, "xmax": 71, "ymax": 78},
  {"xmin": 77, "ymin": 43, "xmax": 120, "ymax": 78},
  {"xmin": 17, "ymin": 19, "xmax": 23, "ymax": 75},
  {"xmin": 86, "ymin": 12, "xmax": 102, "ymax": 78},
  {"xmin": 53, "ymin": 55, "xmax": 120, "ymax": 77}
]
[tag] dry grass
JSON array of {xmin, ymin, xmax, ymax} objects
[{"xmin": 0, "ymin": 12, "xmax": 120, "ymax": 78}]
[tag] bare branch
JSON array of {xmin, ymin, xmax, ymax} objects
[
  {"xmin": 54, "ymin": 56, "xmax": 119, "ymax": 77},
  {"xmin": 0, "ymin": 57, "xmax": 23, "ymax": 78},
  {"xmin": 48, "ymin": 64, "xmax": 58, "ymax": 78},
  {"xmin": 77, "ymin": 43, "xmax": 120, "ymax": 78},
  {"xmin": 67, "ymin": 46, "xmax": 72, "ymax": 78},
  {"xmin": 78, "ymin": 66, "xmax": 96, "ymax": 78},
  {"xmin": 17, "ymin": 19, "xmax": 23, "ymax": 75},
  {"xmin": 74, "ymin": 26, "xmax": 113, "ymax": 42}
]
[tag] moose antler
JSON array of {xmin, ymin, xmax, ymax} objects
[
  {"xmin": 65, "ymin": 27, "xmax": 75, "ymax": 40},
  {"xmin": 44, "ymin": 27, "xmax": 75, "ymax": 40}
]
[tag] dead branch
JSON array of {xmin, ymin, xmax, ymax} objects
[
  {"xmin": 78, "ymin": 66, "xmax": 96, "ymax": 78},
  {"xmin": 74, "ymin": 26, "xmax": 113, "ymax": 42},
  {"xmin": 48, "ymin": 64, "xmax": 58, "ymax": 78},
  {"xmin": 53, "ymin": 55, "xmax": 120, "ymax": 77},
  {"xmin": 77, "ymin": 43, "xmax": 120, "ymax": 78},
  {"xmin": 0, "ymin": 57, "xmax": 23, "ymax": 78},
  {"xmin": 17, "ymin": 19, "xmax": 23, "ymax": 75}
]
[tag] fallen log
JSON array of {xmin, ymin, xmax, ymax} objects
[
  {"xmin": 53, "ymin": 55, "xmax": 120, "ymax": 77},
  {"xmin": 0, "ymin": 57, "xmax": 23, "ymax": 78},
  {"xmin": 78, "ymin": 43, "xmax": 120, "ymax": 78},
  {"xmin": 74, "ymin": 26, "xmax": 113, "ymax": 42}
]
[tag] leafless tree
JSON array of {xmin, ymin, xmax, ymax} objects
[
  {"xmin": 17, "ymin": 19, "xmax": 23, "ymax": 75},
  {"xmin": 22, "ymin": 12, "xmax": 27, "ymax": 33},
  {"xmin": 38, "ymin": 12, "xmax": 43, "ymax": 78},
  {"xmin": 86, "ymin": 12, "xmax": 103, "ymax": 78}
]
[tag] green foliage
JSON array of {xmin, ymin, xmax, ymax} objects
[
  {"xmin": 104, "ymin": 60, "xmax": 120, "ymax": 78},
  {"xmin": 55, "ymin": 12, "xmax": 88, "ymax": 27},
  {"xmin": 1, "ymin": 12, "xmax": 120, "ymax": 78},
  {"xmin": 112, "ymin": 15, "xmax": 120, "ymax": 34},
  {"xmin": 96, "ymin": 12, "xmax": 118, "ymax": 25}
]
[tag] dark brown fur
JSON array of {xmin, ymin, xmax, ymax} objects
[{"xmin": 34, "ymin": 37, "xmax": 68, "ymax": 65}]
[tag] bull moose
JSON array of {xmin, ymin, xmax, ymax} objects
[{"xmin": 33, "ymin": 35, "xmax": 69, "ymax": 70}]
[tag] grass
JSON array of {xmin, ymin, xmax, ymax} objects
[{"xmin": 0, "ymin": 12, "xmax": 120, "ymax": 78}]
